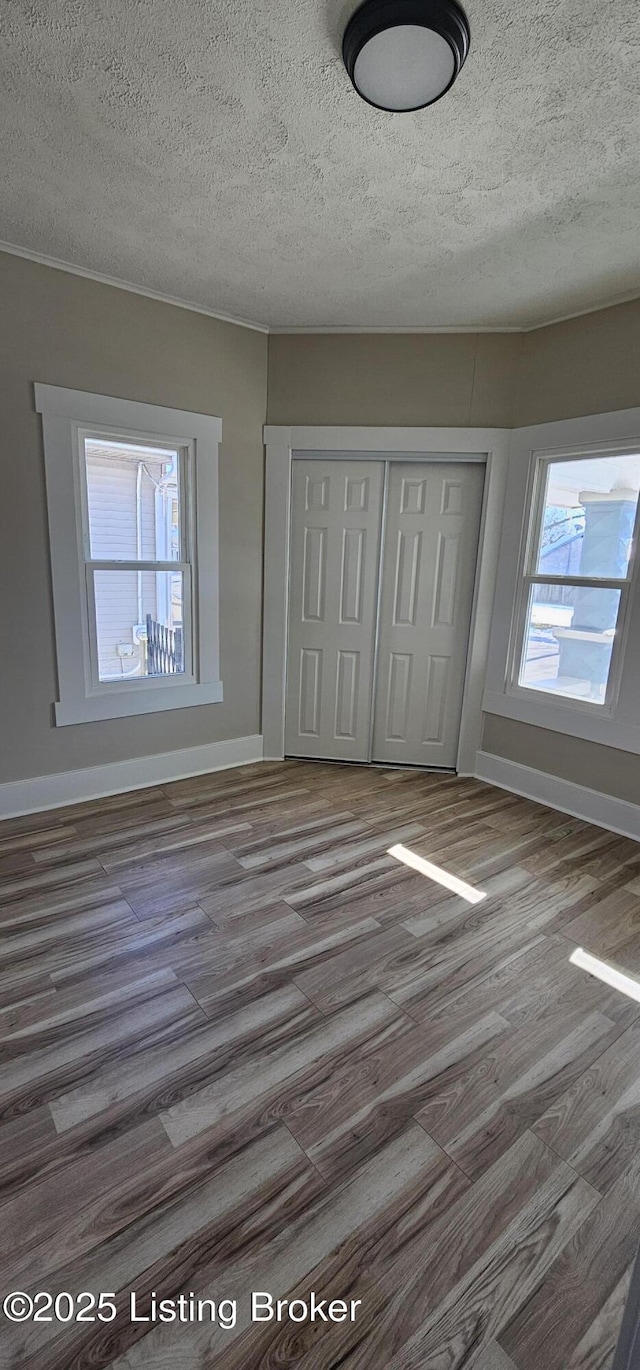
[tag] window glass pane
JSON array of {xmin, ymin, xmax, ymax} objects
[
  {"xmin": 535, "ymin": 453, "xmax": 640, "ymax": 580},
  {"xmin": 519, "ymin": 581, "xmax": 621, "ymax": 703},
  {"xmin": 84, "ymin": 438, "xmax": 181, "ymax": 562},
  {"xmin": 93, "ymin": 570, "xmax": 185, "ymax": 682}
]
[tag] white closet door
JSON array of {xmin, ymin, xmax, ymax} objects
[
  {"xmin": 372, "ymin": 462, "xmax": 484, "ymax": 768},
  {"xmin": 285, "ymin": 460, "xmax": 384, "ymax": 761}
]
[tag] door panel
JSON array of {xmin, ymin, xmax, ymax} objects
[
  {"xmin": 372, "ymin": 462, "xmax": 484, "ymax": 768},
  {"xmin": 285, "ymin": 460, "xmax": 384, "ymax": 760}
]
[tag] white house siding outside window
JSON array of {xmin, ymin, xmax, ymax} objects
[{"xmin": 85, "ymin": 439, "xmax": 183, "ymax": 681}]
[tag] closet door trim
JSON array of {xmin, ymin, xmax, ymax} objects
[{"xmin": 263, "ymin": 425, "xmax": 510, "ymax": 770}]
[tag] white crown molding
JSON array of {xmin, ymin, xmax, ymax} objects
[
  {"xmin": 0, "ymin": 734, "xmax": 264, "ymax": 819},
  {"xmin": 3, "ymin": 238, "xmax": 640, "ymax": 336},
  {"xmin": 524, "ymin": 287, "xmax": 640, "ymax": 333},
  {"xmin": 0, "ymin": 241, "xmax": 269, "ymax": 334},
  {"xmin": 475, "ymin": 750, "xmax": 640, "ymax": 842},
  {"xmin": 268, "ymin": 324, "xmax": 525, "ymax": 334}
]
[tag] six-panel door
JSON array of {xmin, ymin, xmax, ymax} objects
[
  {"xmin": 372, "ymin": 462, "xmax": 484, "ymax": 768},
  {"xmin": 285, "ymin": 458, "xmax": 484, "ymax": 768},
  {"xmin": 285, "ymin": 460, "xmax": 385, "ymax": 761}
]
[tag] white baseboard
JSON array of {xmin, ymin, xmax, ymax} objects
[
  {"xmin": 0, "ymin": 734, "xmax": 264, "ymax": 820},
  {"xmin": 475, "ymin": 750, "xmax": 640, "ymax": 843}
]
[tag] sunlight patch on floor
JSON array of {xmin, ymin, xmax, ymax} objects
[
  {"xmin": 387, "ymin": 843, "xmax": 487, "ymax": 905},
  {"xmin": 570, "ymin": 946, "xmax": 640, "ymax": 1005}
]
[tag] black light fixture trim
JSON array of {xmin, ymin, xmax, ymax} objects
[{"xmin": 343, "ymin": 0, "xmax": 471, "ymax": 113}]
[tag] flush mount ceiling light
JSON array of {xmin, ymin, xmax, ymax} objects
[{"xmin": 342, "ymin": 0, "xmax": 470, "ymax": 112}]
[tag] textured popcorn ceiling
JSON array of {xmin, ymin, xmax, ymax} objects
[{"xmin": 2, "ymin": 0, "xmax": 640, "ymax": 329}]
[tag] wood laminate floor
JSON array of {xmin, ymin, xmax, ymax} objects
[{"xmin": 2, "ymin": 760, "xmax": 640, "ymax": 1368}]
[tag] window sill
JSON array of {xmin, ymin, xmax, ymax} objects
[
  {"xmin": 55, "ymin": 680, "xmax": 224, "ymax": 726},
  {"xmin": 482, "ymin": 687, "xmax": 640, "ymax": 756}
]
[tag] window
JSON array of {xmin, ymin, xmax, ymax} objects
[
  {"xmin": 513, "ymin": 451, "xmax": 640, "ymax": 709},
  {"xmin": 83, "ymin": 436, "xmax": 189, "ymax": 684},
  {"xmin": 36, "ymin": 385, "xmax": 223, "ymax": 725}
]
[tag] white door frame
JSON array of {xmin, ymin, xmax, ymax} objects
[{"xmin": 262, "ymin": 425, "xmax": 510, "ymax": 774}]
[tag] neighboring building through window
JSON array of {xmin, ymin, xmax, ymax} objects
[
  {"xmin": 36, "ymin": 385, "xmax": 223, "ymax": 725},
  {"xmin": 84, "ymin": 437, "xmax": 185, "ymax": 682},
  {"xmin": 515, "ymin": 451, "xmax": 640, "ymax": 707}
]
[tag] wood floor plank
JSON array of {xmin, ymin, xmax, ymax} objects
[
  {"xmin": 532, "ymin": 1015, "xmax": 640, "ymax": 1193},
  {"xmin": 197, "ymin": 859, "xmax": 312, "ymax": 923},
  {"xmin": 385, "ymin": 1152, "xmax": 598, "ymax": 1369},
  {"xmin": 334, "ymin": 1129, "xmax": 591, "ymax": 1370},
  {"xmin": 282, "ymin": 852, "xmax": 431, "ymax": 928},
  {"xmin": 0, "ymin": 873, "xmax": 127, "ymax": 933},
  {"xmin": 5, "ymin": 1123, "xmax": 316, "ymax": 1369},
  {"xmin": 183, "ymin": 911, "xmax": 382, "ymax": 1015},
  {"xmin": 403, "ymin": 868, "xmax": 600, "ymax": 940},
  {"xmin": 286, "ymin": 1007, "xmax": 510, "ymax": 1181},
  {"xmin": 500, "ymin": 1151, "xmax": 640, "ymax": 1370},
  {"xmin": 107, "ymin": 1123, "xmax": 454, "ymax": 1370},
  {"xmin": 37, "ymin": 907, "xmax": 212, "ymax": 988},
  {"xmin": 417, "ymin": 928, "xmax": 634, "ymax": 1034},
  {"xmin": 493, "ymin": 935, "xmax": 640, "ymax": 1029},
  {"xmin": 234, "ymin": 814, "xmax": 366, "ymax": 872},
  {"xmin": 419, "ymin": 1009, "xmax": 622, "ymax": 1180},
  {"xmin": 474, "ymin": 1344, "xmax": 518, "ymax": 1369},
  {"xmin": 564, "ymin": 1265, "xmax": 633, "ymax": 1370},
  {"xmin": 212, "ymin": 1131, "xmax": 592, "ymax": 1370},
  {"xmin": 160, "ymin": 990, "xmax": 408, "ymax": 1147},
  {"xmin": 554, "ymin": 884, "xmax": 640, "ymax": 952},
  {"xmin": 49, "ymin": 982, "xmax": 318, "ymax": 1134},
  {"xmin": 1, "ymin": 982, "xmax": 204, "ymax": 1127},
  {"xmin": 380, "ymin": 914, "xmax": 547, "ymax": 1020},
  {"xmin": 302, "ymin": 819, "xmax": 427, "ymax": 873},
  {"xmin": 292, "ymin": 922, "xmax": 420, "ymax": 1012},
  {"xmin": 0, "ymin": 759, "xmax": 638, "ymax": 1370},
  {"xmin": 0, "ymin": 966, "xmax": 181, "ymax": 1045},
  {"xmin": 112, "ymin": 840, "xmax": 242, "ymax": 917},
  {"xmin": 0, "ymin": 1116, "xmax": 170, "ymax": 1288},
  {"xmin": 520, "ymin": 826, "xmax": 622, "ymax": 879},
  {"xmin": 0, "ymin": 855, "xmax": 105, "ymax": 901}
]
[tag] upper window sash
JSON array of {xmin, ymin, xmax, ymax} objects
[
  {"xmin": 76, "ymin": 426, "xmax": 193, "ymax": 566},
  {"xmin": 523, "ymin": 451, "xmax": 640, "ymax": 585}
]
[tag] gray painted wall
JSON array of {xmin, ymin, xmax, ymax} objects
[
  {"xmin": 2, "ymin": 249, "xmax": 638, "ymax": 804},
  {"xmin": 481, "ymin": 716, "xmax": 639, "ymax": 806},
  {"xmin": 515, "ymin": 297, "xmax": 640, "ymax": 426},
  {"xmin": 268, "ymin": 312, "xmax": 640, "ymax": 807},
  {"xmin": 504, "ymin": 297, "xmax": 640, "ymax": 804},
  {"xmin": 268, "ymin": 299, "xmax": 640, "ymax": 432},
  {"xmin": 267, "ymin": 332, "xmax": 523, "ymax": 428},
  {"xmin": 0, "ymin": 252, "xmax": 267, "ymax": 784},
  {"xmin": 501, "ymin": 298, "xmax": 640, "ymax": 803}
]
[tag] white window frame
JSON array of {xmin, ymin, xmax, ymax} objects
[
  {"xmin": 484, "ymin": 408, "xmax": 640, "ymax": 755},
  {"xmin": 36, "ymin": 384, "xmax": 223, "ymax": 725},
  {"xmin": 508, "ymin": 446, "xmax": 640, "ymax": 715}
]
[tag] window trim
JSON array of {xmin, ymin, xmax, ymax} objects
[
  {"xmin": 506, "ymin": 448, "xmax": 640, "ymax": 716},
  {"xmin": 483, "ymin": 411, "xmax": 640, "ymax": 755},
  {"xmin": 36, "ymin": 384, "xmax": 223, "ymax": 725}
]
